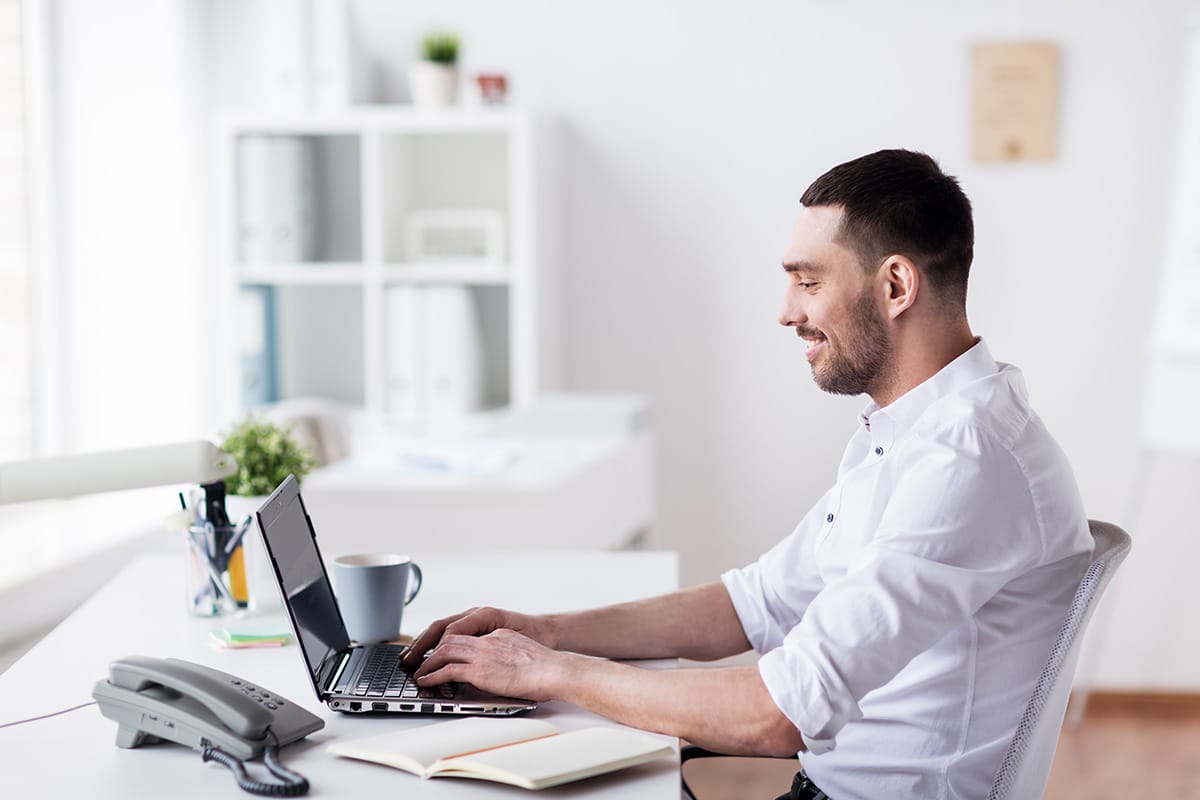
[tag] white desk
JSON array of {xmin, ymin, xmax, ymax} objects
[{"xmin": 0, "ymin": 552, "xmax": 681, "ymax": 798}]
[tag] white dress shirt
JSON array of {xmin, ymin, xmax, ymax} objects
[{"xmin": 722, "ymin": 339, "xmax": 1091, "ymax": 800}]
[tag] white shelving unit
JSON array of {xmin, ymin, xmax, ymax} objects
[{"xmin": 215, "ymin": 108, "xmax": 560, "ymax": 426}]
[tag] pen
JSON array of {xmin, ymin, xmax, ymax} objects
[
  {"xmin": 222, "ymin": 516, "xmax": 252, "ymax": 556},
  {"xmin": 223, "ymin": 516, "xmax": 253, "ymax": 608}
]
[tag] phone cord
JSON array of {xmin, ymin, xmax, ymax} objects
[{"xmin": 201, "ymin": 729, "xmax": 310, "ymax": 797}]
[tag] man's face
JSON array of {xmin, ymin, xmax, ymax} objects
[{"xmin": 779, "ymin": 206, "xmax": 893, "ymax": 397}]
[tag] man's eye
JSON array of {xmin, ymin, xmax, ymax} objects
[{"xmin": 796, "ymin": 281, "xmax": 816, "ymax": 289}]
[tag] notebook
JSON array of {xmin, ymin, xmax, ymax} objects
[
  {"xmin": 255, "ymin": 474, "xmax": 536, "ymax": 716},
  {"xmin": 328, "ymin": 717, "xmax": 675, "ymax": 789}
]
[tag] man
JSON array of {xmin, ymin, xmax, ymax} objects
[{"xmin": 402, "ymin": 150, "xmax": 1092, "ymax": 799}]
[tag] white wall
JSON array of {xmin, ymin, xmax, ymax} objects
[{"xmin": 197, "ymin": 0, "xmax": 1197, "ymax": 688}]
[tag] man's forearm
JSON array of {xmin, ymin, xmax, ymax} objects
[
  {"xmin": 543, "ymin": 581, "xmax": 752, "ymax": 661},
  {"xmin": 552, "ymin": 658, "xmax": 805, "ymax": 757}
]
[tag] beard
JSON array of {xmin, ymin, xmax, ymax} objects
[{"xmin": 805, "ymin": 289, "xmax": 893, "ymax": 397}]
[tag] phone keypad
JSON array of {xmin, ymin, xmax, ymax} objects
[{"xmin": 231, "ymin": 677, "xmax": 286, "ymax": 709}]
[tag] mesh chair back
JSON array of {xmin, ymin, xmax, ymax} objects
[{"xmin": 986, "ymin": 519, "xmax": 1132, "ymax": 800}]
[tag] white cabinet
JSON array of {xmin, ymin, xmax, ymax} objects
[{"xmin": 216, "ymin": 109, "xmax": 560, "ymax": 425}]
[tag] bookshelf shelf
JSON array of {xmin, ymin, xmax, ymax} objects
[
  {"xmin": 379, "ymin": 261, "xmax": 512, "ymax": 285},
  {"xmin": 238, "ymin": 264, "xmax": 368, "ymax": 285}
]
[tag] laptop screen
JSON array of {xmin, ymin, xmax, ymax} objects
[{"xmin": 256, "ymin": 475, "xmax": 351, "ymax": 695}]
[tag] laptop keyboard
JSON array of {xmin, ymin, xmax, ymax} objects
[{"xmin": 352, "ymin": 645, "xmax": 456, "ymax": 700}]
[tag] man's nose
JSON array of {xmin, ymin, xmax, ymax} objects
[{"xmin": 779, "ymin": 293, "xmax": 804, "ymax": 327}]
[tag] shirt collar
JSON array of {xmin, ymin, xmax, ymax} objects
[{"xmin": 858, "ymin": 338, "xmax": 998, "ymax": 444}]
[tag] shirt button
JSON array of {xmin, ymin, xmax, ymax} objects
[
  {"xmin": 874, "ymin": 446, "xmax": 884, "ymax": 456},
  {"xmin": 826, "ymin": 513, "xmax": 834, "ymax": 523}
]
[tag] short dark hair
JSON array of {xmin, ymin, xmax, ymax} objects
[{"xmin": 800, "ymin": 149, "xmax": 974, "ymax": 308}]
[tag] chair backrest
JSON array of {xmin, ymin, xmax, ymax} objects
[{"xmin": 986, "ymin": 519, "xmax": 1132, "ymax": 800}]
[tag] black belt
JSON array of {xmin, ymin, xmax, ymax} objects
[{"xmin": 775, "ymin": 770, "xmax": 830, "ymax": 800}]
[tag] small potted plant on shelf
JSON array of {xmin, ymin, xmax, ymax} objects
[{"xmin": 409, "ymin": 31, "xmax": 460, "ymax": 107}]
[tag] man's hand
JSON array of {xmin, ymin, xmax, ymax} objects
[
  {"xmin": 401, "ymin": 606, "xmax": 557, "ymax": 667},
  {"xmin": 413, "ymin": 628, "xmax": 581, "ymax": 702}
]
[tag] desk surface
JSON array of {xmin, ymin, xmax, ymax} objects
[{"xmin": 0, "ymin": 551, "xmax": 681, "ymax": 798}]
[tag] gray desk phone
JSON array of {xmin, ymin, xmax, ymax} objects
[{"xmin": 93, "ymin": 655, "xmax": 323, "ymax": 796}]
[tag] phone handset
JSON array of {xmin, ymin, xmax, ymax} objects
[{"xmin": 108, "ymin": 655, "xmax": 273, "ymax": 740}]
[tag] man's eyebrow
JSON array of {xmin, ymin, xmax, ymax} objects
[{"xmin": 782, "ymin": 259, "xmax": 826, "ymax": 274}]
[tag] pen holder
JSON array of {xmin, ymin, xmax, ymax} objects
[{"xmin": 183, "ymin": 519, "xmax": 254, "ymax": 617}]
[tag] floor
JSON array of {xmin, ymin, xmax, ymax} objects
[{"xmin": 683, "ymin": 700, "xmax": 1200, "ymax": 799}]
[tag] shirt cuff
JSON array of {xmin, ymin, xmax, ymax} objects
[
  {"xmin": 758, "ymin": 645, "xmax": 859, "ymax": 756},
  {"xmin": 720, "ymin": 568, "xmax": 769, "ymax": 653}
]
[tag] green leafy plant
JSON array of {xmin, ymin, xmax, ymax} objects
[
  {"xmin": 219, "ymin": 416, "xmax": 317, "ymax": 497},
  {"xmin": 421, "ymin": 31, "xmax": 459, "ymax": 65}
]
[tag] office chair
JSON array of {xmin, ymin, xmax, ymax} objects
[{"xmin": 680, "ymin": 519, "xmax": 1132, "ymax": 800}]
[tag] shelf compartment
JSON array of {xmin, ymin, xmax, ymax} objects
[
  {"xmin": 378, "ymin": 131, "xmax": 511, "ymax": 265},
  {"xmin": 235, "ymin": 133, "xmax": 362, "ymax": 264},
  {"xmin": 238, "ymin": 285, "xmax": 366, "ymax": 408},
  {"xmin": 381, "ymin": 284, "xmax": 511, "ymax": 420}
]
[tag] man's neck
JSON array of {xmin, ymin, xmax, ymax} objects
[{"xmin": 869, "ymin": 322, "xmax": 978, "ymax": 408}]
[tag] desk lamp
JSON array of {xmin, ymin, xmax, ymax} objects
[{"xmin": 0, "ymin": 440, "xmax": 236, "ymax": 504}]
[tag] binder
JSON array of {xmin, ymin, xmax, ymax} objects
[
  {"xmin": 237, "ymin": 136, "xmax": 315, "ymax": 264},
  {"xmin": 422, "ymin": 286, "xmax": 484, "ymax": 417},
  {"xmin": 384, "ymin": 286, "xmax": 486, "ymax": 420},
  {"xmin": 385, "ymin": 286, "xmax": 424, "ymax": 419},
  {"xmin": 238, "ymin": 286, "xmax": 278, "ymax": 408}
]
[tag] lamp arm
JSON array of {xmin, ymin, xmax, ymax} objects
[{"xmin": 0, "ymin": 441, "xmax": 238, "ymax": 505}]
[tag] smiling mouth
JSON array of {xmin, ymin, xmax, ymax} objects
[
  {"xmin": 801, "ymin": 337, "xmax": 826, "ymax": 361},
  {"xmin": 796, "ymin": 328, "xmax": 826, "ymax": 359}
]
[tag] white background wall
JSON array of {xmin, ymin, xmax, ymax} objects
[{"xmin": 49, "ymin": 0, "xmax": 1199, "ymax": 689}]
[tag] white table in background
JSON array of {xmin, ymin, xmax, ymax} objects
[{"xmin": 0, "ymin": 551, "xmax": 681, "ymax": 799}]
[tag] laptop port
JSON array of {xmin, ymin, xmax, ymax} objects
[
  {"xmin": 420, "ymin": 703, "xmax": 434, "ymax": 713},
  {"xmin": 350, "ymin": 701, "xmax": 361, "ymax": 712},
  {"xmin": 372, "ymin": 702, "xmax": 388, "ymax": 712},
  {"xmin": 460, "ymin": 706, "xmax": 485, "ymax": 713},
  {"xmin": 400, "ymin": 704, "xmax": 414, "ymax": 711}
]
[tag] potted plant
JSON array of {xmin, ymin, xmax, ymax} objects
[
  {"xmin": 217, "ymin": 416, "xmax": 317, "ymax": 606},
  {"xmin": 220, "ymin": 415, "xmax": 317, "ymax": 504},
  {"xmin": 409, "ymin": 31, "xmax": 460, "ymax": 107},
  {"xmin": 218, "ymin": 417, "xmax": 316, "ymax": 527}
]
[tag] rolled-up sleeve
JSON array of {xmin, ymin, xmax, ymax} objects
[{"xmin": 721, "ymin": 513, "xmax": 826, "ymax": 654}]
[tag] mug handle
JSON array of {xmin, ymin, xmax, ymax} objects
[{"xmin": 404, "ymin": 563, "xmax": 423, "ymax": 605}]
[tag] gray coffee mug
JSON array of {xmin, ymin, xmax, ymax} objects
[{"xmin": 331, "ymin": 554, "xmax": 423, "ymax": 644}]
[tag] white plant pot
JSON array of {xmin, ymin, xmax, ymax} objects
[{"xmin": 409, "ymin": 61, "xmax": 458, "ymax": 107}]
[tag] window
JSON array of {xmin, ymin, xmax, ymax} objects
[{"xmin": 0, "ymin": 0, "xmax": 33, "ymax": 461}]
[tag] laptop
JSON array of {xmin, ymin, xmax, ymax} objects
[{"xmin": 255, "ymin": 474, "xmax": 537, "ymax": 716}]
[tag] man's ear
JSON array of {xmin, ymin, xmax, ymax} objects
[{"xmin": 880, "ymin": 255, "xmax": 919, "ymax": 319}]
